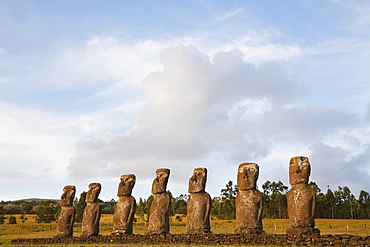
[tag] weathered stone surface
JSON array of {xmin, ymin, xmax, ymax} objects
[
  {"xmin": 81, "ymin": 183, "xmax": 101, "ymax": 237},
  {"xmin": 147, "ymin": 168, "xmax": 171, "ymax": 235},
  {"xmin": 187, "ymin": 167, "xmax": 211, "ymax": 234},
  {"xmin": 235, "ymin": 163, "xmax": 263, "ymax": 234},
  {"xmin": 113, "ymin": 174, "xmax": 136, "ymax": 235},
  {"xmin": 56, "ymin": 185, "xmax": 76, "ymax": 237},
  {"xmin": 286, "ymin": 156, "xmax": 320, "ymax": 235},
  {"xmin": 151, "ymin": 168, "xmax": 170, "ymax": 194}
]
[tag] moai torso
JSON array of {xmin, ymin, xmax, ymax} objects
[
  {"xmin": 187, "ymin": 168, "xmax": 211, "ymax": 234},
  {"xmin": 286, "ymin": 156, "xmax": 319, "ymax": 235},
  {"xmin": 235, "ymin": 163, "xmax": 263, "ymax": 234},
  {"xmin": 113, "ymin": 174, "xmax": 137, "ymax": 235},
  {"xmin": 82, "ymin": 183, "xmax": 102, "ymax": 236},
  {"xmin": 56, "ymin": 185, "xmax": 76, "ymax": 237},
  {"xmin": 287, "ymin": 183, "xmax": 315, "ymax": 228},
  {"xmin": 147, "ymin": 168, "xmax": 171, "ymax": 234},
  {"xmin": 236, "ymin": 190, "xmax": 263, "ymax": 231}
]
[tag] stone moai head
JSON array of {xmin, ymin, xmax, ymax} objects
[
  {"xmin": 289, "ymin": 156, "xmax": 311, "ymax": 185},
  {"xmin": 188, "ymin": 167, "xmax": 207, "ymax": 193},
  {"xmin": 237, "ymin": 163, "xmax": 259, "ymax": 190},
  {"xmin": 151, "ymin": 168, "xmax": 170, "ymax": 194},
  {"xmin": 117, "ymin": 174, "xmax": 136, "ymax": 196},
  {"xmin": 60, "ymin": 185, "xmax": 76, "ymax": 207},
  {"xmin": 85, "ymin": 183, "xmax": 101, "ymax": 203}
]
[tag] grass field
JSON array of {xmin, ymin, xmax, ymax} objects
[{"xmin": 2, "ymin": 215, "xmax": 370, "ymax": 245}]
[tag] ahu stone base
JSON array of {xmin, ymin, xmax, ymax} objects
[
  {"xmin": 286, "ymin": 227, "xmax": 321, "ymax": 235},
  {"xmin": 234, "ymin": 228, "xmax": 264, "ymax": 235},
  {"xmin": 11, "ymin": 233, "xmax": 370, "ymax": 246}
]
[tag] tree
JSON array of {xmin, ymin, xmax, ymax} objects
[
  {"xmin": 101, "ymin": 199, "xmax": 116, "ymax": 214},
  {"xmin": 211, "ymin": 180, "xmax": 238, "ymax": 219},
  {"xmin": 333, "ymin": 186, "xmax": 356, "ymax": 219},
  {"xmin": 75, "ymin": 191, "xmax": 87, "ymax": 223},
  {"xmin": 325, "ymin": 187, "xmax": 336, "ymax": 219},
  {"xmin": 343, "ymin": 186, "xmax": 355, "ymax": 219},
  {"xmin": 220, "ymin": 180, "xmax": 238, "ymax": 201},
  {"xmin": 135, "ymin": 195, "xmax": 153, "ymax": 225},
  {"xmin": 136, "ymin": 197, "xmax": 148, "ymax": 223},
  {"xmin": 262, "ymin": 180, "xmax": 288, "ymax": 219},
  {"xmin": 358, "ymin": 190, "xmax": 370, "ymax": 219},
  {"xmin": 20, "ymin": 202, "xmax": 33, "ymax": 215},
  {"xmin": 35, "ymin": 203, "xmax": 58, "ymax": 223},
  {"xmin": 136, "ymin": 197, "xmax": 151, "ymax": 216},
  {"xmin": 8, "ymin": 215, "xmax": 17, "ymax": 224},
  {"xmin": 308, "ymin": 181, "xmax": 321, "ymax": 194},
  {"xmin": 170, "ymin": 194, "xmax": 187, "ymax": 216}
]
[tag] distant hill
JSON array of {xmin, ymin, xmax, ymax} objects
[{"xmin": 13, "ymin": 198, "xmax": 60, "ymax": 203}]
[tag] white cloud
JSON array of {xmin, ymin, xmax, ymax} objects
[
  {"xmin": 0, "ymin": 99, "xmax": 145, "ymax": 181},
  {"xmin": 54, "ymin": 36, "xmax": 165, "ymax": 89},
  {"xmin": 67, "ymin": 44, "xmax": 368, "ymax": 196},
  {"xmin": 215, "ymin": 8, "xmax": 245, "ymax": 22},
  {"xmin": 222, "ymin": 35, "xmax": 302, "ymax": 63},
  {"xmin": 0, "ymin": 102, "xmax": 78, "ymax": 178}
]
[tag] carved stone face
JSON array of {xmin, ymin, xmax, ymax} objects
[
  {"xmin": 60, "ymin": 185, "xmax": 76, "ymax": 206},
  {"xmin": 188, "ymin": 167, "xmax": 207, "ymax": 193},
  {"xmin": 151, "ymin": 168, "xmax": 170, "ymax": 194},
  {"xmin": 85, "ymin": 183, "xmax": 101, "ymax": 203},
  {"xmin": 117, "ymin": 174, "xmax": 136, "ymax": 196},
  {"xmin": 237, "ymin": 163, "xmax": 259, "ymax": 190},
  {"xmin": 289, "ymin": 156, "xmax": 311, "ymax": 185}
]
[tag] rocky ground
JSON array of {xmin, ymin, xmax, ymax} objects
[{"xmin": 11, "ymin": 233, "xmax": 370, "ymax": 246}]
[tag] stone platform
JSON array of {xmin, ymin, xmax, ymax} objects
[{"xmin": 11, "ymin": 233, "xmax": 370, "ymax": 246}]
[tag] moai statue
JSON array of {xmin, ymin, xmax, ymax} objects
[
  {"xmin": 112, "ymin": 174, "xmax": 136, "ymax": 235},
  {"xmin": 147, "ymin": 168, "xmax": 171, "ymax": 234},
  {"xmin": 286, "ymin": 156, "xmax": 320, "ymax": 235},
  {"xmin": 235, "ymin": 163, "xmax": 263, "ymax": 234},
  {"xmin": 81, "ymin": 183, "xmax": 102, "ymax": 237},
  {"xmin": 187, "ymin": 167, "xmax": 212, "ymax": 234},
  {"xmin": 56, "ymin": 185, "xmax": 76, "ymax": 237}
]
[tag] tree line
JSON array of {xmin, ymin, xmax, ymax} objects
[
  {"xmin": 211, "ymin": 180, "xmax": 370, "ymax": 220},
  {"xmin": 1, "ymin": 180, "xmax": 370, "ymax": 224}
]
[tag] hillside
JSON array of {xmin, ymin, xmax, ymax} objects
[{"xmin": 12, "ymin": 198, "xmax": 60, "ymax": 203}]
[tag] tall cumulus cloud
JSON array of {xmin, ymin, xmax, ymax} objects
[{"xmin": 68, "ymin": 44, "xmax": 370, "ymax": 194}]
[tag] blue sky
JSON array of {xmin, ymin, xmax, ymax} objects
[{"xmin": 1, "ymin": 0, "xmax": 370, "ymax": 202}]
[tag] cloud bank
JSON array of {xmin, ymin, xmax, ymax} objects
[{"xmin": 67, "ymin": 44, "xmax": 370, "ymax": 196}]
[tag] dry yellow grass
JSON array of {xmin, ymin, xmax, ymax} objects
[
  {"xmin": 2, "ymin": 214, "xmax": 370, "ymax": 245},
  {"xmin": 263, "ymin": 218, "xmax": 370, "ymax": 236}
]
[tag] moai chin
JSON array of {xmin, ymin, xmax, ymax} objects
[
  {"xmin": 147, "ymin": 168, "xmax": 171, "ymax": 235},
  {"xmin": 235, "ymin": 163, "xmax": 263, "ymax": 234},
  {"xmin": 113, "ymin": 174, "xmax": 137, "ymax": 235},
  {"xmin": 286, "ymin": 156, "xmax": 320, "ymax": 235},
  {"xmin": 81, "ymin": 183, "xmax": 102, "ymax": 237},
  {"xmin": 56, "ymin": 185, "xmax": 76, "ymax": 237},
  {"xmin": 187, "ymin": 167, "xmax": 212, "ymax": 234}
]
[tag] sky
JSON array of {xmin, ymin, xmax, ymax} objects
[{"xmin": 1, "ymin": 0, "xmax": 370, "ymax": 202}]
